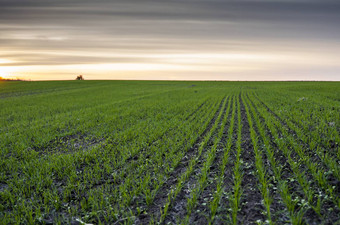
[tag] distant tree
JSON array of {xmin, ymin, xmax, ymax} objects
[{"xmin": 76, "ymin": 75, "xmax": 84, "ymax": 80}]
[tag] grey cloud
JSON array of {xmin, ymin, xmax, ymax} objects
[
  {"xmin": 0, "ymin": 0, "xmax": 339, "ymax": 80},
  {"xmin": 0, "ymin": 53, "xmax": 155, "ymax": 66},
  {"xmin": 1, "ymin": 1, "xmax": 340, "ymax": 21},
  {"xmin": 0, "ymin": 0, "xmax": 339, "ymax": 44}
]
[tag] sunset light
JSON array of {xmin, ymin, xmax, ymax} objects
[
  {"xmin": 1, "ymin": 1, "xmax": 339, "ymax": 224},
  {"xmin": 0, "ymin": 65, "xmax": 16, "ymax": 79},
  {"xmin": 0, "ymin": 1, "xmax": 339, "ymax": 80}
]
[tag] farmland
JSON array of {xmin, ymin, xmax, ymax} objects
[{"xmin": 0, "ymin": 80, "xmax": 339, "ymax": 224}]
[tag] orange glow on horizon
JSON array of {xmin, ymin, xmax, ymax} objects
[
  {"xmin": 1, "ymin": 50, "xmax": 340, "ymax": 81},
  {"xmin": 0, "ymin": 68, "xmax": 15, "ymax": 79}
]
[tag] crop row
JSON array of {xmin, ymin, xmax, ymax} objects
[{"xmin": 1, "ymin": 81, "xmax": 339, "ymax": 224}]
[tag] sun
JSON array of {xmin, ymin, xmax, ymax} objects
[
  {"xmin": 0, "ymin": 69, "xmax": 10, "ymax": 79},
  {"xmin": 0, "ymin": 59, "xmax": 13, "ymax": 79},
  {"xmin": 0, "ymin": 67, "xmax": 15, "ymax": 79}
]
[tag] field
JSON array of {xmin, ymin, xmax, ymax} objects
[{"xmin": 0, "ymin": 80, "xmax": 339, "ymax": 224}]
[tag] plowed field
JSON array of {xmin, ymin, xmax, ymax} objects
[{"xmin": 1, "ymin": 81, "xmax": 339, "ymax": 224}]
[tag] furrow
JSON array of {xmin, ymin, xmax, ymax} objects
[
  {"xmin": 247, "ymin": 94, "xmax": 340, "ymax": 224},
  {"xmin": 64, "ymin": 97, "xmax": 222, "ymax": 224},
  {"xmin": 185, "ymin": 95, "xmax": 233, "ymax": 224},
  {"xmin": 250, "ymin": 94, "xmax": 340, "ymax": 201},
  {"xmin": 135, "ymin": 96, "xmax": 228, "ymax": 224},
  {"xmin": 237, "ymin": 93, "xmax": 266, "ymax": 224},
  {"xmin": 244, "ymin": 94, "xmax": 305, "ymax": 224},
  {"xmin": 161, "ymin": 96, "xmax": 230, "ymax": 224},
  {"xmin": 227, "ymin": 94, "xmax": 243, "ymax": 225},
  {"xmin": 243, "ymin": 94, "xmax": 289, "ymax": 224},
  {"xmin": 210, "ymin": 96, "xmax": 238, "ymax": 225},
  {"xmin": 87, "ymin": 98, "xmax": 218, "ymax": 189},
  {"xmin": 117, "ymin": 98, "xmax": 216, "ymax": 166},
  {"xmin": 252, "ymin": 93, "xmax": 340, "ymax": 178}
]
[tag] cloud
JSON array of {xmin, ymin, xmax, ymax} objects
[{"xmin": 0, "ymin": 0, "xmax": 339, "ymax": 80}]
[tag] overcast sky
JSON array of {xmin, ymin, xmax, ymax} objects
[{"xmin": 1, "ymin": 0, "xmax": 340, "ymax": 80}]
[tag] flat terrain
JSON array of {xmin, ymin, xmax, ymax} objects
[{"xmin": 0, "ymin": 81, "xmax": 339, "ymax": 224}]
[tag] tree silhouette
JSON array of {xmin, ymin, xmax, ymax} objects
[{"xmin": 76, "ymin": 75, "xmax": 84, "ymax": 80}]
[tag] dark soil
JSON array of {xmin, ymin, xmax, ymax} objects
[
  {"xmin": 243, "ymin": 95, "xmax": 290, "ymax": 224},
  {"xmin": 214, "ymin": 111, "xmax": 238, "ymax": 225},
  {"xmin": 253, "ymin": 93, "xmax": 339, "ymax": 172},
  {"xmin": 188, "ymin": 98, "xmax": 234, "ymax": 224},
  {"xmin": 238, "ymin": 95, "xmax": 266, "ymax": 224},
  {"xmin": 135, "ymin": 97, "xmax": 227, "ymax": 224},
  {"xmin": 247, "ymin": 95, "xmax": 340, "ymax": 224},
  {"xmin": 129, "ymin": 94, "xmax": 338, "ymax": 225},
  {"xmin": 162, "ymin": 97, "xmax": 229, "ymax": 224}
]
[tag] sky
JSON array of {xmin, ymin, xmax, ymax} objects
[{"xmin": 1, "ymin": 0, "xmax": 340, "ymax": 81}]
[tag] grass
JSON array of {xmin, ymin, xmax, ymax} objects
[{"xmin": 0, "ymin": 80, "xmax": 339, "ymax": 224}]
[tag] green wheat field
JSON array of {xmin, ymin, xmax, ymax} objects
[{"xmin": 0, "ymin": 80, "xmax": 339, "ymax": 224}]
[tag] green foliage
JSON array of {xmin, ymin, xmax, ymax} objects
[{"xmin": 0, "ymin": 81, "xmax": 339, "ymax": 224}]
